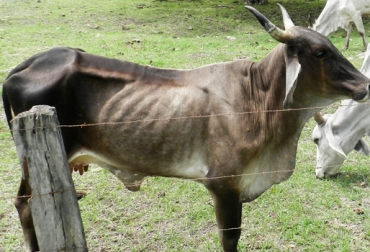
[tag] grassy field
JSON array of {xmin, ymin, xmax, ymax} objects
[{"xmin": 1, "ymin": 0, "xmax": 370, "ymax": 251}]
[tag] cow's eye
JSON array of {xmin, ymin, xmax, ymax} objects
[
  {"xmin": 315, "ymin": 51, "xmax": 326, "ymax": 58},
  {"xmin": 313, "ymin": 138, "xmax": 319, "ymax": 145}
]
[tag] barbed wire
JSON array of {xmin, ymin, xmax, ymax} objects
[
  {"xmin": 1, "ymin": 107, "xmax": 322, "ymax": 133},
  {"xmin": 1, "ymin": 101, "xmax": 369, "ymax": 134},
  {"xmin": 0, "ymin": 169, "xmax": 295, "ymax": 199},
  {"xmin": 1, "ymin": 158, "xmax": 369, "ymax": 235},
  {"xmin": 0, "ymin": 98, "xmax": 369, "ymax": 201},
  {"xmin": 1, "ymin": 159, "xmax": 368, "ymax": 202},
  {"xmin": 1, "ymin": 102, "xmax": 370, "ymax": 238}
]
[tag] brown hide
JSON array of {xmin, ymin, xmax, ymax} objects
[{"xmin": 3, "ymin": 5, "xmax": 370, "ymax": 252}]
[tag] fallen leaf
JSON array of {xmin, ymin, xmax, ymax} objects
[
  {"xmin": 353, "ymin": 208, "xmax": 364, "ymax": 215},
  {"xmin": 87, "ymin": 24, "xmax": 99, "ymax": 29}
]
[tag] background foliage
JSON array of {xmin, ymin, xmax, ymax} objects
[{"xmin": 1, "ymin": 0, "xmax": 370, "ymax": 251}]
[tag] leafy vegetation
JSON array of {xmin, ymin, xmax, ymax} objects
[{"xmin": 1, "ymin": 0, "xmax": 369, "ymax": 251}]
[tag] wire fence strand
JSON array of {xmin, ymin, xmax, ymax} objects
[
  {"xmin": 2, "ymin": 102, "xmax": 369, "ymax": 133},
  {"xmin": 1, "ymin": 101, "xmax": 370, "ymax": 201},
  {"xmin": 1, "ymin": 102, "xmax": 370, "ymax": 239}
]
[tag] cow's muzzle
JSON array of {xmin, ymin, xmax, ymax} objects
[{"xmin": 352, "ymin": 83, "xmax": 370, "ymax": 102}]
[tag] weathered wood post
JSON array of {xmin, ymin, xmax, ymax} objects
[{"xmin": 11, "ymin": 105, "xmax": 87, "ymax": 252}]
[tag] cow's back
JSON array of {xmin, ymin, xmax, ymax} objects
[
  {"xmin": 3, "ymin": 47, "xmax": 86, "ymax": 114},
  {"xmin": 2, "ymin": 47, "xmax": 216, "ymax": 178},
  {"xmin": 2, "ymin": 48, "xmax": 84, "ymax": 151}
]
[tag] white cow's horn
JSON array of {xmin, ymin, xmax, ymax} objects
[
  {"xmin": 277, "ymin": 3, "xmax": 295, "ymax": 30},
  {"xmin": 313, "ymin": 112, "xmax": 326, "ymax": 125},
  {"xmin": 245, "ymin": 5, "xmax": 293, "ymax": 43}
]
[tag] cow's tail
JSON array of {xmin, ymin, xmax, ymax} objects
[
  {"xmin": 2, "ymin": 85, "xmax": 14, "ymax": 132},
  {"xmin": 2, "ymin": 59, "xmax": 34, "ymax": 132}
]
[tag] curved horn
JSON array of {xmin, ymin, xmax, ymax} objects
[
  {"xmin": 245, "ymin": 5, "xmax": 292, "ymax": 43},
  {"xmin": 277, "ymin": 3, "xmax": 295, "ymax": 30},
  {"xmin": 313, "ymin": 112, "xmax": 326, "ymax": 125}
]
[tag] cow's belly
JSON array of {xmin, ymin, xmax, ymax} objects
[
  {"xmin": 68, "ymin": 147, "xmax": 209, "ymax": 190},
  {"xmin": 81, "ymin": 91, "xmax": 211, "ymax": 179}
]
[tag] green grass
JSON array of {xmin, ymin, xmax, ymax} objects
[{"xmin": 1, "ymin": 0, "xmax": 370, "ymax": 251}]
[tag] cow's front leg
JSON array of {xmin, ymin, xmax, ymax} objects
[
  {"xmin": 344, "ymin": 22, "xmax": 352, "ymax": 50},
  {"xmin": 14, "ymin": 178, "xmax": 39, "ymax": 251},
  {"xmin": 205, "ymin": 181, "xmax": 242, "ymax": 252}
]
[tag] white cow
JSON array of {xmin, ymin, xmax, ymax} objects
[
  {"xmin": 312, "ymin": 43, "xmax": 370, "ymax": 178},
  {"xmin": 311, "ymin": 0, "xmax": 370, "ymax": 49}
]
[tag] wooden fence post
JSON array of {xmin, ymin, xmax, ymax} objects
[{"xmin": 11, "ymin": 105, "xmax": 87, "ymax": 252}]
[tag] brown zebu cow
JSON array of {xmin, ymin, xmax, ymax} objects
[{"xmin": 3, "ymin": 5, "xmax": 370, "ymax": 252}]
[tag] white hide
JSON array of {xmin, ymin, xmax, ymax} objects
[
  {"xmin": 312, "ymin": 44, "xmax": 370, "ymax": 178},
  {"xmin": 312, "ymin": 0, "xmax": 370, "ymax": 48},
  {"xmin": 361, "ymin": 43, "xmax": 370, "ymax": 72}
]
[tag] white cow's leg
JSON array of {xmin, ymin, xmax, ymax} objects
[
  {"xmin": 344, "ymin": 22, "xmax": 352, "ymax": 50},
  {"xmin": 360, "ymin": 33, "xmax": 368, "ymax": 51},
  {"xmin": 352, "ymin": 15, "xmax": 367, "ymax": 50}
]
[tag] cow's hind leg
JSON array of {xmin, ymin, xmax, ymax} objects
[
  {"xmin": 14, "ymin": 178, "xmax": 39, "ymax": 251},
  {"xmin": 352, "ymin": 14, "xmax": 367, "ymax": 50},
  {"xmin": 205, "ymin": 181, "xmax": 242, "ymax": 252},
  {"xmin": 344, "ymin": 22, "xmax": 352, "ymax": 50}
]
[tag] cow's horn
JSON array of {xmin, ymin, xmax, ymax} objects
[
  {"xmin": 277, "ymin": 3, "xmax": 295, "ymax": 30},
  {"xmin": 245, "ymin": 5, "xmax": 292, "ymax": 43},
  {"xmin": 313, "ymin": 112, "xmax": 326, "ymax": 125}
]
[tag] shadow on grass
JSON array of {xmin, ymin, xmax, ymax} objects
[{"xmin": 321, "ymin": 170, "xmax": 370, "ymax": 190}]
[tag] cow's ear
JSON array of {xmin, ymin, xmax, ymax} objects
[
  {"xmin": 354, "ymin": 138, "xmax": 370, "ymax": 156},
  {"xmin": 283, "ymin": 54, "xmax": 301, "ymax": 108},
  {"xmin": 325, "ymin": 126, "xmax": 347, "ymax": 159}
]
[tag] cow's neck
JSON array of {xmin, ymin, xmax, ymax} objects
[
  {"xmin": 235, "ymin": 46, "xmax": 320, "ymax": 202},
  {"xmin": 330, "ymin": 99, "xmax": 369, "ymax": 138},
  {"xmin": 245, "ymin": 46, "xmax": 304, "ymax": 142}
]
